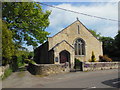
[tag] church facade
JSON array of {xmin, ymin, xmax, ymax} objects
[{"xmin": 34, "ymin": 19, "xmax": 103, "ymax": 69}]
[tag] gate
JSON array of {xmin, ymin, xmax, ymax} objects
[{"xmin": 74, "ymin": 61, "xmax": 83, "ymax": 71}]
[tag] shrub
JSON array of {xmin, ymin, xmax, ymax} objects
[
  {"xmin": 74, "ymin": 58, "xmax": 81, "ymax": 69},
  {"xmin": 89, "ymin": 51, "xmax": 96, "ymax": 62},
  {"xmin": 2, "ymin": 68, "xmax": 12, "ymax": 80},
  {"xmin": 99, "ymin": 55, "xmax": 112, "ymax": 62},
  {"xmin": 17, "ymin": 56, "xmax": 24, "ymax": 67},
  {"xmin": 88, "ymin": 59, "xmax": 91, "ymax": 62},
  {"xmin": 24, "ymin": 59, "xmax": 36, "ymax": 64},
  {"xmin": 11, "ymin": 56, "xmax": 18, "ymax": 72},
  {"xmin": 75, "ymin": 58, "xmax": 81, "ymax": 63}
]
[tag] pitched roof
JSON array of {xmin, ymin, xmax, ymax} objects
[
  {"xmin": 48, "ymin": 19, "xmax": 101, "ymax": 42},
  {"xmin": 48, "ymin": 20, "xmax": 78, "ymax": 38},
  {"xmin": 49, "ymin": 40, "xmax": 74, "ymax": 51}
]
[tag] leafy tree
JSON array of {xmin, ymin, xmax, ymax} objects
[
  {"xmin": 0, "ymin": 19, "xmax": 2, "ymax": 65},
  {"xmin": 28, "ymin": 52, "xmax": 34, "ymax": 59},
  {"xmin": 89, "ymin": 29, "xmax": 101, "ymax": 39},
  {"xmin": 2, "ymin": 20, "xmax": 15, "ymax": 65},
  {"xmin": 114, "ymin": 31, "xmax": 120, "ymax": 50},
  {"xmin": 89, "ymin": 29, "xmax": 117, "ymax": 58},
  {"xmin": 114, "ymin": 31, "xmax": 120, "ymax": 57},
  {"xmin": 99, "ymin": 37, "xmax": 114, "ymax": 57},
  {"xmin": 2, "ymin": 2, "xmax": 51, "ymax": 47}
]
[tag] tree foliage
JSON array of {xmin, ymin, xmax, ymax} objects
[
  {"xmin": 114, "ymin": 31, "xmax": 120, "ymax": 50},
  {"xmin": 89, "ymin": 29, "xmax": 120, "ymax": 60},
  {"xmin": 2, "ymin": 20, "xmax": 15, "ymax": 65},
  {"xmin": 113, "ymin": 31, "xmax": 120, "ymax": 57},
  {"xmin": 2, "ymin": 2, "xmax": 51, "ymax": 67},
  {"xmin": 89, "ymin": 29, "xmax": 101, "ymax": 39},
  {"xmin": 99, "ymin": 36, "xmax": 114, "ymax": 56},
  {"xmin": 2, "ymin": 2, "xmax": 51, "ymax": 47}
]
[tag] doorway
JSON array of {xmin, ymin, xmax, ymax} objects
[{"xmin": 59, "ymin": 50, "xmax": 70, "ymax": 64}]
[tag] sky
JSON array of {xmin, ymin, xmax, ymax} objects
[
  {"xmin": 26, "ymin": 2, "xmax": 118, "ymax": 51},
  {"xmin": 44, "ymin": 2, "xmax": 118, "ymax": 37}
]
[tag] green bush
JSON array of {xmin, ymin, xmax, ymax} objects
[
  {"xmin": 28, "ymin": 52, "xmax": 34, "ymax": 59},
  {"xmin": 17, "ymin": 56, "xmax": 24, "ymax": 67},
  {"xmin": 11, "ymin": 55, "xmax": 25, "ymax": 71},
  {"xmin": 90, "ymin": 51, "xmax": 96, "ymax": 62},
  {"xmin": 75, "ymin": 58, "xmax": 81, "ymax": 63},
  {"xmin": 2, "ymin": 68, "xmax": 12, "ymax": 80},
  {"xmin": 99, "ymin": 55, "xmax": 112, "ymax": 62},
  {"xmin": 11, "ymin": 56, "xmax": 18, "ymax": 72},
  {"xmin": 24, "ymin": 59, "xmax": 36, "ymax": 64},
  {"xmin": 10, "ymin": 51, "xmax": 34, "ymax": 71},
  {"xmin": 74, "ymin": 58, "xmax": 81, "ymax": 69}
]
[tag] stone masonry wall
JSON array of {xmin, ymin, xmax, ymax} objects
[
  {"xmin": 82, "ymin": 62, "xmax": 119, "ymax": 71},
  {"xmin": 48, "ymin": 20, "xmax": 103, "ymax": 62},
  {"xmin": 28, "ymin": 62, "xmax": 119, "ymax": 75},
  {"xmin": 28, "ymin": 63, "xmax": 70, "ymax": 75},
  {"xmin": 0, "ymin": 65, "xmax": 9, "ymax": 77}
]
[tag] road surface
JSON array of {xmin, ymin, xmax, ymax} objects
[{"xmin": 2, "ymin": 69, "xmax": 119, "ymax": 88}]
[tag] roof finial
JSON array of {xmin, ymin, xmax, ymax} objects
[{"xmin": 76, "ymin": 17, "xmax": 79, "ymax": 21}]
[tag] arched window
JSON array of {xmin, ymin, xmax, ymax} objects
[{"xmin": 74, "ymin": 38, "xmax": 85, "ymax": 55}]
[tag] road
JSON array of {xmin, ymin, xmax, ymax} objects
[{"xmin": 2, "ymin": 69, "xmax": 119, "ymax": 88}]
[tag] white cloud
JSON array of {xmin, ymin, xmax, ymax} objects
[
  {"xmin": 46, "ymin": 2, "xmax": 118, "ymax": 38},
  {"xmin": 35, "ymin": 0, "xmax": 120, "ymax": 2},
  {"xmin": 26, "ymin": 2, "xmax": 118, "ymax": 51}
]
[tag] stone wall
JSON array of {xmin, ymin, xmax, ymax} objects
[
  {"xmin": 82, "ymin": 62, "xmax": 119, "ymax": 71},
  {"xmin": 48, "ymin": 20, "xmax": 103, "ymax": 62},
  {"xmin": 27, "ymin": 63, "xmax": 70, "ymax": 75},
  {"xmin": 0, "ymin": 65, "xmax": 9, "ymax": 77},
  {"xmin": 27, "ymin": 62, "xmax": 119, "ymax": 76}
]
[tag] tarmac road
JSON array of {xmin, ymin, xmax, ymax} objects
[{"xmin": 2, "ymin": 69, "xmax": 119, "ymax": 88}]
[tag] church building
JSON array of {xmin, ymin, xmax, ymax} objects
[{"xmin": 34, "ymin": 18, "xmax": 103, "ymax": 69}]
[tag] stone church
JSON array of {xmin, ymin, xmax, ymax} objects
[{"xmin": 34, "ymin": 18, "xmax": 103, "ymax": 69}]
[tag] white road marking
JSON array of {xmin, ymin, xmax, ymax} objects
[
  {"xmin": 43, "ymin": 77, "xmax": 48, "ymax": 79},
  {"xmin": 82, "ymin": 86, "xmax": 96, "ymax": 90},
  {"xmin": 113, "ymin": 81, "xmax": 120, "ymax": 84},
  {"xmin": 57, "ymin": 78, "xmax": 62, "ymax": 79},
  {"xmin": 91, "ymin": 86, "xmax": 96, "ymax": 88},
  {"xmin": 43, "ymin": 77, "xmax": 51, "ymax": 79}
]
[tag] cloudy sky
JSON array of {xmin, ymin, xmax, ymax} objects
[
  {"xmin": 27, "ymin": 2, "xmax": 118, "ymax": 51},
  {"xmin": 44, "ymin": 2, "xmax": 118, "ymax": 37}
]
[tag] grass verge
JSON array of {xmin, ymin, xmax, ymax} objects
[{"xmin": 1, "ymin": 68, "xmax": 12, "ymax": 80}]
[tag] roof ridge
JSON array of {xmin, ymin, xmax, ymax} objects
[
  {"xmin": 48, "ymin": 20, "xmax": 78, "ymax": 38},
  {"xmin": 49, "ymin": 40, "xmax": 74, "ymax": 51}
]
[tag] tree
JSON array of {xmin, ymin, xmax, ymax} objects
[
  {"xmin": 99, "ymin": 36, "xmax": 114, "ymax": 57},
  {"xmin": 2, "ymin": 2, "xmax": 51, "ymax": 47},
  {"xmin": 2, "ymin": 20, "xmax": 15, "ymax": 65},
  {"xmin": 114, "ymin": 31, "xmax": 120, "ymax": 57},
  {"xmin": 89, "ymin": 29, "xmax": 101, "ymax": 39},
  {"xmin": 114, "ymin": 31, "xmax": 120, "ymax": 50}
]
